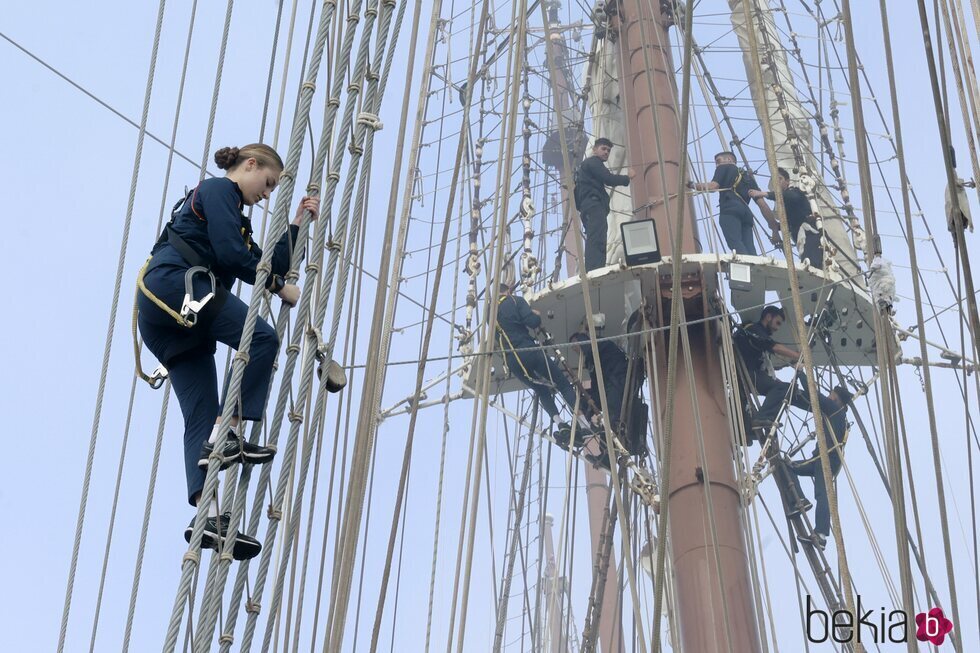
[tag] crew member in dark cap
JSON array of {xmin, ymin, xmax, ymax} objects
[
  {"xmin": 789, "ymin": 384, "xmax": 853, "ymax": 551},
  {"xmin": 573, "ymin": 138, "xmax": 634, "ymax": 271}
]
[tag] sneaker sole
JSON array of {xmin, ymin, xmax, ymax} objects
[
  {"xmin": 241, "ymin": 450, "xmax": 276, "ymax": 465},
  {"xmin": 197, "ymin": 454, "xmax": 241, "ymax": 470},
  {"xmin": 184, "ymin": 527, "xmax": 262, "ymax": 560}
]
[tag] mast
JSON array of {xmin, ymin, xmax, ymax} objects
[{"xmin": 611, "ymin": 2, "xmax": 763, "ymax": 651}]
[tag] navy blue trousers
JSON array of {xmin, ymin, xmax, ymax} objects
[
  {"xmin": 580, "ymin": 205, "xmax": 608, "ymax": 271},
  {"xmin": 718, "ymin": 202, "xmax": 757, "ymax": 255},
  {"xmin": 141, "ymin": 292, "xmax": 279, "ymax": 504},
  {"xmin": 505, "ymin": 349, "xmax": 578, "ymax": 420},
  {"xmin": 791, "ymin": 454, "xmax": 842, "ymax": 537},
  {"xmin": 751, "ymin": 372, "xmax": 811, "ymax": 422}
]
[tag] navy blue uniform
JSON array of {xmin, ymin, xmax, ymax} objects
[
  {"xmin": 712, "ymin": 164, "xmax": 760, "ymax": 255},
  {"xmin": 138, "ymin": 177, "xmax": 299, "ymax": 504},
  {"xmin": 573, "ymin": 155, "xmax": 630, "ymax": 271},
  {"xmin": 790, "ymin": 394, "xmax": 848, "ymax": 537},
  {"xmin": 734, "ymin": 322, "xmax": 809, "ymax": 422},
  {"xmin": 496, "ymin": 295, "xmax": 577, "ymax": 419},
  {"xmin": 766, "ymin": 187, "xmax": 824, "ymax": 267}
]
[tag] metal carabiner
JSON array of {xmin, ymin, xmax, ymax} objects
[
  {"xmin": 180, "ymin": 266, "xmax": 217, "ymax": 327},
  {"xmin": 148, "ymin": 365, "xmax": 169, "ymax": 390}
]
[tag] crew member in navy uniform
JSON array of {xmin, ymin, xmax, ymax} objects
[
  {"xmin": 734, "ymin": 305, "xmax": 810, "ymax": 431},
  {"xmin": 749, "ymin": 167, "xmax": 824, "ymax": 267},
  {"xmin": 688, "ymin": 151, "xmax": 779, "ymax": 255},
  {"xmin": 495, "ymin": 283, "xmax": 578, "ymax": 421},
  {"xmin": 788, "ymin": 385, "xmax": 853, "ymax": 551},
  {"xmin": 137, "ymin": 143, "xmax": 319, "ymax": 560},
  {"xmin": 573, "ymin": 137, "xmax": 634, "ymax": 271}
]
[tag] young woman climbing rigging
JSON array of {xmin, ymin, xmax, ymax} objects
[{"xmin": 137, "ymin": 143, "xmax": 318, "ymax": 560}]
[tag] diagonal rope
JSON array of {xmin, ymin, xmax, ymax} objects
[
  {"xmin": 162, "ymin": 0, "xmax": 335, "ymax": 641},
  {"xmin": 58, "ymin": 2, "xmax": 168, "ymax": 650}
]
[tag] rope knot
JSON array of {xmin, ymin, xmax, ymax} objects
[
  {"xmin": 234, "ymin": 351, "xmax": 251, "ymax": 365},
  {"xmin": 257, "ymin": 261, "xmax": 273, "ymax": 274},
  {"xmin": 219, "ymin": 634, "xmax": 234, "ymax": 645},
  {"xmin": 246, "ymin": 601, "xmax": 261, "ymax": 615},
  {"xmin": 357, "ymin": 112, "xmax": 383, "ymax": 131},
  {"xmin": 288, "ymin": 409, "xmax": 304, "ymax": 424},
  {"xmin": 306, "ymin": 183, "xmax": 321, "ymax": 194},
  {"xmin": 348, "ymin": 142, "xmax": 364, "ymax": 156},
  {"xmin": 326, "ymin": 240, "xmax": 342, "ymax": 252},
  {"xmin": 305, "ymin": 262, "xmax": 321, "ymax": 275},
  {"xmin": 348, "ymin": 81, "xmax": 362, "ymax": 94},
  {"xmin": 267, "ymin": 505, "xmax": 283, "ymax": 521},
  {"xmin": 286, "ymin": 343, "xmax": 301, "ymax": 355},
  {"xmin": 220, "ymin": 551, "xmax": 234, "ymax": 563},
  {"xmin": 182, "ymin": 551, "xmax": 200, "ymax": 566},
  {"xmin": 328, "ymin": 98, "xmax": 341, "ymax": 108},
  {"xmin": 301, "ymin": 81, "xmax": 316, "ymax": 93},
  {"xmin": 327, "ymin": 171, "xmax": 341, "ymax": 182}
]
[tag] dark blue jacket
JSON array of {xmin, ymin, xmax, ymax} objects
[
  {"xmin": 149, "ymin": 177, "xmax": 299, "ymax": 290},
  {"xmin": 496, "ymin": 295, "xmax": 541, "ymax": 351},
  {"xmin": 138, "ymin": 177, "xmax": 299, "ymax": 365}
]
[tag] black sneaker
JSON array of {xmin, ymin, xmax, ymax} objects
[
  {"xmin": 797, "ymin": 531, "xmax": 827, "ymax": 551},
  {"xmin": 198, "ymin": 432, "xmax": 244, "ymax": 470},
  {"xmin": 553, "ymin": 423, "xmax": 573, "ymax": 450},
  {"xmin": 184, "ymin": 512, "xmax": 262, "ymax": 561},
  {"xmin": 241, "ymin": 438, "xmax": 276, "ymax": 465},
  {"xmin": 788, "ymin": 498, "xmax": 814, "ymax": 518}
]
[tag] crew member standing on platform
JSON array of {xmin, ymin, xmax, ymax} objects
[
  {"xmin": 495, "ymin": 283, "xmax": 579, "ymax": 421},
  {"xmin": 749, "ymin": 167, "xmax": 824, "ymax": 268},
  {"xmin": 573, "ymin": 137, "xmax": 634, "ymax": 271},
  {"xmin": 137, "ymin": 143, "xmax": 319, "ymax": 560},
  {"xmin": 688, "ymin": 151, "xmax": 779, "ymax": 255},
  {"xmin": 734, "ymin": 305, "xmax": 811, "ymax": 431},
  {"xmin": 788, "ymin": 385, "xmax": 852, "ymax": 551}
]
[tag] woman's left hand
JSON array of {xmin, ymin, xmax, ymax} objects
[{"xmin": 292, "ymin": 196, "xmax": 320, "ymax": 225}]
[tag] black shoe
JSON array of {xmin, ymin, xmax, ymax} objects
[
  {"xmin": 787, "ymin": 499, "xmax": 813, "ymax": 518},
  {"xmin": 797, "ymin": 531, "xmax": 827, "ymax": 551},
  {"xmin": 553, "ymin": 423, "xmax": 573, "ymax": 450},
  {"xmin": 241, "ymin": 438, "xmax": 276, "ymax": 465},
  {"xmin": 184, "ymin": 512, "xmax": 262, "ymax": 561},
  {"xmin": 198, "ymin": 432, "xmax": 244, "ymax": 470}
]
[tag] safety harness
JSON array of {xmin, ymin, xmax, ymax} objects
[{"xmin": 132, "ymin": 186, "xmax": 234, "ymax": 387}]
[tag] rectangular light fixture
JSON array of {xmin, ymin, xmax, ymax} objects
[
  {"xmin": 729, "ymin": 261, "xmax": 752, "ymax": 291},
  {"xmin": 620, "ymin": 219, "xmax": 662, "ymax": 266}
]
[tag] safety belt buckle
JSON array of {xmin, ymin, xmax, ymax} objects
[{"xmin": 180, "ymin": 266, "xmax": 217, "ymax": 326}]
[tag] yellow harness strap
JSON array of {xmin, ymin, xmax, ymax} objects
[
  {"xmin": 132, "ymin": 257, "xmax": 193, "ymax": 388},
  {"xmin": 496, "ymin": 296, "xmax": 534, "ymax": 379}
]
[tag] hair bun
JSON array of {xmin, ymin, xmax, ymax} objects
[{"xmin": 214, "ymin": 146, "xmax": 241, "ymax": 170}]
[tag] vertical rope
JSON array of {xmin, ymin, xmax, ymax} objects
[{"xmin": 58, "ymin": 2, "xmax": 167, "ymax": 650}]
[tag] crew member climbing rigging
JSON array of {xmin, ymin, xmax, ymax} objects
[{"xmin": 136, "ymin": 143, "xmax": 318, "ymax": 560}]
